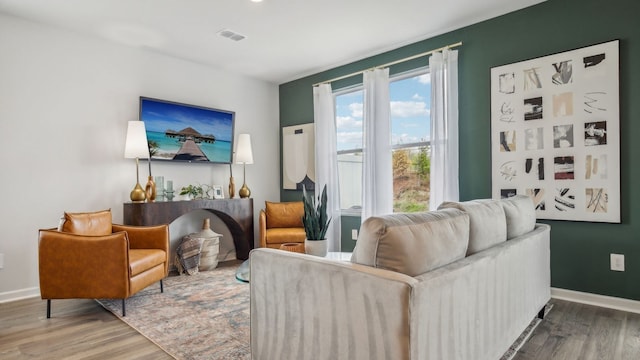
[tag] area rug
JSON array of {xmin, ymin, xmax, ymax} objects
[
  {"xmin": 98, "ymin": 262, "xmax": 551, "ymax": 360},
  {"xmin": 97, "ymin": 262, "xmax": 250, "ymax": 360}
]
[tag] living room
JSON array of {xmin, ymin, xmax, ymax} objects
[{"xmin": 1, "ymin": 0, "xmax": 639, "ymax": 358}]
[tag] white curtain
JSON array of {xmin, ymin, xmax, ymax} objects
[
  {"xmin": 361, "ymin": 68, "xmax": 393, "ymax": 222},
  {"xmin": 429, "ymin": 49, "xmax": 459, "ymax": 210},
  {"xmin": 313, "ymin": 84, "xmax": 341, "ymax": 252}
]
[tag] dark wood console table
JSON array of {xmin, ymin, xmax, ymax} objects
[{"xmin": 123, "ymin": 198, "xmax": 254, "ymax": 260}]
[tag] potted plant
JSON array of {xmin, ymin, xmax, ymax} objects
[
  {"xmin": 180, "ymin": 184, "xmax": 204, "ymax": 200},
  {"xmin": 302, "ymin": 184, "xmax": 331, "ymax": 256}
]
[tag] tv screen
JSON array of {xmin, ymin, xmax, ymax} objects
[{"xmin": 139, "ymin": 97, "xmax": 235, "ymax": 164}]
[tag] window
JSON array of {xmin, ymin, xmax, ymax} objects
[{"xmin": 335, "ymin": 68, "xmax": 431, "ymax": 213}]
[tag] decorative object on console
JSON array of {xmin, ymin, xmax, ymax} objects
[
  {"xmin": 235, "ymin": 133, "xmax": 254, "ymax": 198},
  {"xmin": 145, "ymin": 157, "xmax": 156, "ymax": 201},
  {"xmin": 145, "ymin": 177, "xmax": 156, "ymax": 202},
  {"xmin": 212, "ymin": 185, "xmax": 225, "ymax": 199},
  {"xmin": 228, "ymin": 163, "xmax": 235, "ymax": 199},
  {"xmin": 180, "ymin": 184, "xmax": 204, "ymax": 200},
  {"xmin": 491, "ymin": 40, "xmax": 620, "ymax": 223},
  {"xmin": 302, "ymin": 184, "xmax": 331, "ymax": 256},
  {"xmin": 165, "ymin": 180, "xmax": 174, "ymax": 200},
  {"xmin": 124, "ymin": 121, "xmax": 149, "ymax": 202},
  {"xmin": 155, "ymin": 176, "xmax": 164, "ymax": 201}
]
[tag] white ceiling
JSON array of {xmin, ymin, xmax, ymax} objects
[{"xmin": 0, "ymin": 0, "xmax": 546, "ymax": 84}]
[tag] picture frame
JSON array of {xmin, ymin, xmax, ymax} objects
[
  {"xmin": 212, "ymin": 185, "xmax": 224, "ymax": 199},
  {"xmin": 490, "ymin": 40, "xmax": 620, "ymax": 223},
  {"xmin": 282, "ymin": 123, "xmax": 316, "ymax": 190}
]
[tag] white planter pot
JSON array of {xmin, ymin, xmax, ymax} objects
[{"xmin": 304, "ymin": 239, "xmax": 328, "ymax": 257}]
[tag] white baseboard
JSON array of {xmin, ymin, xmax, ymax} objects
[
  {"xmin": 0, "ymin": 287, "xmax": 40, "ymax": 304},
  {"xmin": 551, "ymin": 287, "xmax": 640, "ymax": 314}
]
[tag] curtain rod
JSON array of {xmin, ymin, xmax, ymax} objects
[{"xmin": 313, "ymin": 41, "xmax": 462, "ymax": 87}]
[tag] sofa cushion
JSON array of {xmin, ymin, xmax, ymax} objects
[
  {"xmin": 501, "ymin": 195, "xmax": 536, "ymax": 239},
  {"xmin": 265, "ymin": 201, "xmax": 304, "ymax": 229},
  {"xmin": 351, "ymin": 208, "xmax": 469, "ymax": 277},
  {"xmin": 438, "ymin": 199, "xmax": 507, "ymax": 255},
  {"xmin": 61, "ymin": 209, "xmax": 112, "ymax": 236}
]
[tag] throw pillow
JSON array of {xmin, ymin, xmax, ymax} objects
[
  {"xmin": 501, "ymin": 195, "xmax": 536, "ymax": 239},
  {"xmin": 438, "ymin": 199, "xmax": 507, "ymax": 256},
  {"xmin": 176, "ymin": 235, "xmax": 203, "ymax": 275},
  {"xmin": 351, "ymin": 208, "xmax": 470, "ymax": 277}
]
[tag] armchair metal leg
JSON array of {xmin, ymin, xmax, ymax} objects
[
  {"xmin": 46, "ymin": 299, "xmax": 51, "ymax": 318},
  {"xmin": 122, "ymin": 299, "xmax": 126, "ymax": 317},
  {"xmin": 160, "ymin": 279, "xmax": 164, "ymax": 293}
]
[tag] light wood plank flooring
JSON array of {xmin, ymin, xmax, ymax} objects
[
  {"xmin": 2, "ymin": 297, "xmax": 640, "ymax": 359},
  {"xmin": 0, "ymin": 297, "xmax": 171, "ymax": 359}
]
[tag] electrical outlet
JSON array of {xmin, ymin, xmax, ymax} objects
[
  {"xmin": 0, "ymin": 253, "xmax": 4, "ymax": 270},
  {"xmin": 351, "ymin": 229, "xmax": 358, "ymax": 240},
  {"xmin": 610, "ymin": 253, "xmax": 625, "ymax": 272}
]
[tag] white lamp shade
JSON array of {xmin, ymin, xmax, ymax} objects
[
  {"xmin": 124, "ymin": 121, "xmax": 150, "ymax": 159},
  {"xmin": 235, "ymin": 133, "xmax": 254, "ymax": 164}
]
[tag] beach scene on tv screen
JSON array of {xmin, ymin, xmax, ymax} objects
[{"xmin": 140, "ymin": 98, "xmax": 233, "ymax": 163}]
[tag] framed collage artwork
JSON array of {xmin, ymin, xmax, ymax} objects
[{"xmin": 490, "ymin": 40, "xmax": 620, "ymax": 222}]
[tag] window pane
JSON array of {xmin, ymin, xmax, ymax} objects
[
  {"xmin": 336, "ymin": 89, "xmax": 364, "ymax": 211},
  {"xmin": 393, "ymin": 145, "xmax": 430, "ymax": 212},
  {"xmin": 390, "ymin": 73, "xmax": 430, "ymax": 146},
  {"xmin": 337, "ymin": 152, "xmax": 362, "ymax": 210},
  {"xmin": 335, "ymin": 89, "xmax": 364, "ymax": 152},
  {"xmin": 391, "ymin": 72, "xmax": 430, "ymax": 212},
  {"xmin": 334, "ymin": 70, "xmax": 431, "ymax": 213}
]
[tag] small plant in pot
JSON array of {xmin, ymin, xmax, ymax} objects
[
  {"xmin": 180, "ymin": 184, "xmax": 204, "ymax": 200},
  {"xmin": 302, "ymin": 184, "xmax": 331, "ymax": 256}
]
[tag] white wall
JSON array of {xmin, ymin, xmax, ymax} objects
[{"xmin": 0, "ymin": 14, "xmax": 280, "ymax": 301}]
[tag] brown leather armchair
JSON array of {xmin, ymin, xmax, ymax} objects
[
  {"xmin": 38, "ymin": 209, "xmax": 169, "ymax": 317},
  {"xmin": 259, "ymin": 201, "xmax": 306, "ymax": 249}
]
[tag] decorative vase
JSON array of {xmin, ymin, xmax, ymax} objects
[
  {"xmin": 304, "ymin": 239, "xmax": 328, "ymax": 257},
  {"xmin": 228, "ymin": 176, "xmax": 235, "ymax": 199},
  {"xmin": 193, "ymin": 218, "xmax": 222, "ymax": 271},
  {"xmin": 145, "ymin": 176, "xmax": 156, "ymax": 202}
]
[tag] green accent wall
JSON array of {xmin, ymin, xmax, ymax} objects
[{"xmin": 280, "ymin": 0, "xmax": 640, "ymax": 300}]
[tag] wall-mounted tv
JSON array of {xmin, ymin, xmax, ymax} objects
[{"xmin": 139, "ymin": 97, "xmax": 235, "ymax": 164}]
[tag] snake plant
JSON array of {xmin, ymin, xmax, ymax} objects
[{"xmin": 301, "ymin": 184, "xmax": 331, "ymax": 240}]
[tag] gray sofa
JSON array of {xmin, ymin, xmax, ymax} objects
[{"xmin": 250, "ymin": 195, "xmax": 550, "ymax": 360}]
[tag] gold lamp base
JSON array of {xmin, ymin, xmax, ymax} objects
[
  {"xmin": 239, "ymin": 182, "xmax": 251, "ymax": 198},
  {"xmin": 130, "ymin": 183, "xmax": 146, "ymax": 202}
]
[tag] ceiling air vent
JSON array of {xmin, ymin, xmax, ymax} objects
[{"xmin": 217, "ymin": 29, "xmax": 246, "ymax": 42}]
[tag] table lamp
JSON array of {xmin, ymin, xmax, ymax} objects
[
  {"xmin": 235, "ymin": 133, "xmax": 254, "ymax": 198},
  {"xmin": 124, "ymin": 121, "xmax": 149, "ymax": 202}
]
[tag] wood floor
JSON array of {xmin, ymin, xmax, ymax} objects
[
  {"xmin": 515, "ymin": 299, "xmax": 640, "ymax": 360},
  {"xmin": 1, "ymin": 297, "xmax": 639, "ymax": 359},
  {"xmin": 0, "ymin": 297, "xmax": 171, "ymax": 359}
]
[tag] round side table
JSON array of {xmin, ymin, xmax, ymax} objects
[{"xmin": 279, "ymin": 243, "xmax": 305, "ymax": 253}]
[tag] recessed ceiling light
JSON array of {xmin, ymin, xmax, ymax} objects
[{"xmin": 251, "ymin": 0, "xmax": 263, "ymax": 2}]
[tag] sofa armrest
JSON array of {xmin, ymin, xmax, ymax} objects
[
  {"xmin": 113, "ymin": 224, "xmax": 169, "ymax": 251},
  {"xmin": 250, "ymin": 248, "xmax": 417, "ymax": 360},
  {"xmin": 38, "ymin": 229, "xmax": 130, "ymax": 299}
]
